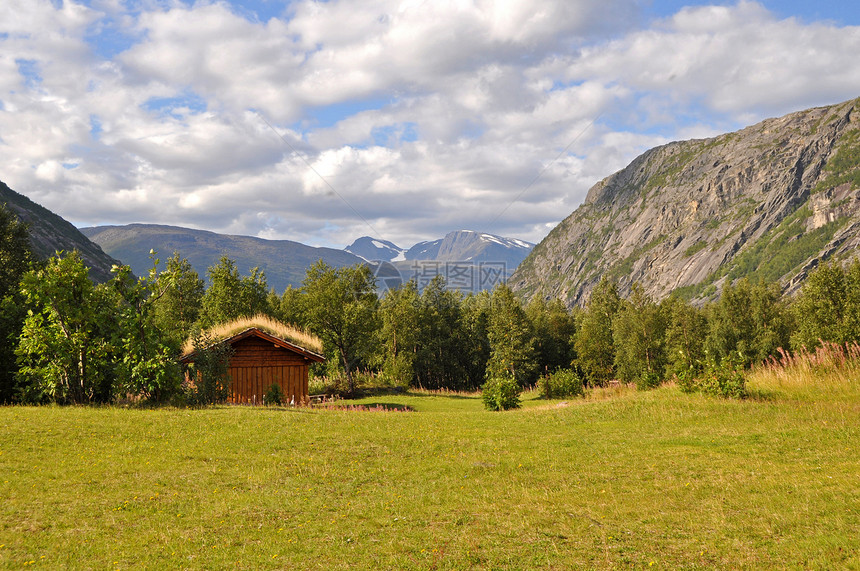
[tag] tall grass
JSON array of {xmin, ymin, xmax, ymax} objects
[{"xmin": 749, "ymin": 341, "xmax": 860, "ymax": 398}]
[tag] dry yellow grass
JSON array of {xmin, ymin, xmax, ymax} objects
[
  {"xmin": 182, "ymin": 314, "xmax": 323, "ymax": 355},
  {"xmin": 749, "ymin": 341, "xmax": 860, "ymax": 397}
]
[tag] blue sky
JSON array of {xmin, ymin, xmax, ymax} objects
[
  {"xmin": 2, "ymin": 0, "xmax": 860, "ymax": 249},
  {"xmin": 646, "ymin": 0, "xmax": 860, "ymax": 24}
]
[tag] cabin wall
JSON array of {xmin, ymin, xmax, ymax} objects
[{"xmin": 228, "ymin": 337, "xmax": 311, "ymax": 405}]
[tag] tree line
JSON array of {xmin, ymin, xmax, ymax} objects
[{"xmin": 2, "ymin": 202, "xmax": 860, "ymax": 405}]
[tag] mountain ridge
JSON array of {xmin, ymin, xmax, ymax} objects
[
  {"xmin": 0, "ymin": 180, "xmax": 119, "ymax": 282},
  {"xmin": 83, "ymin": 225, "xmax": 534, "ymax": 293},
  {"xmin": 81, "ymin": 224, "xmax": 364, "ymax": 292}
]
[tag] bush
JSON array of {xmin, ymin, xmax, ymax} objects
[
  {"xmin": 538, "ymin": 369, "xmax": 584, "ymax": 399},
  {"xmin": 636, "ymin": 370, "xmax": 662, "ymax": 391},
  {"xmin": 698, "ymin": 357, "xmax": 747, "ymax": 399},
  {"xmin": 264, "ymin": 383, "xmax": 284, "ymax": 406},
  {"xmin": 675, "ymin": 368, "xmax": 697, "ymax": 394},
  {"xmin": 677, "ymin": 354, "xmax": 747, "ymax": 399},
  {"xmin": 481, "ymin": 375, "xmax": 521, "ymax": 411}
]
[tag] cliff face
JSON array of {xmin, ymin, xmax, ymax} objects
[{"xmin": 511, "ymin": 97, "xmax": 860, "ymax": 306}]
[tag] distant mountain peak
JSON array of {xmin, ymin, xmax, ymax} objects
[
  {"xmin": 344, "ymin": 230, "xmax": 534, "ymax": 264},
  {"xmin": 344, "ymin": 236, "xmax": 406, "ymax": 262}
]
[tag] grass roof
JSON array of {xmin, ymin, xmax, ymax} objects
[{"xmin": 182, "ymin": 315, "xmax": 324, "ymax": 356}]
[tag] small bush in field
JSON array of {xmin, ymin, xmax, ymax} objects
[
  {"xmin": 264, "ymin": 383, "xmax": 284, "ymax": 406},
  {"xmin": 482, "ymin": 375, "xmax": 521, "ymax": 411},
  {"xmin": 678, "ymin": 354, "xmax": 747, "ymax": 399},
  {"xmin": 675, "ymin": 368, "xmax": 698, "ymax": 394},
  {"xmin": 636, "ymin": 370, "xmax": 662, "ymax": 391},
  {"xmin": 538, "ymin": 369, "xmax": 584, "ymax": 399},
  {"xmin": 699, "ymin": 357, "xmax": 747, "ymax": 398}
]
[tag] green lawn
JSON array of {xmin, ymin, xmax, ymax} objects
[{"xmin": 0, "ymin": 380, "xmax": 858, "ymax": 569}]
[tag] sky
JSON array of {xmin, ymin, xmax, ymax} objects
[{"xmin": 2, "ymin": 1, "xmax": 860, "ymax": 249}]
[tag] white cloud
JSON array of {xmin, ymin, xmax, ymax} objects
[
  {"xmin": 1, "ymin": 0, "xmax": 860, "ymax": 254},
  {"xmin": 565, "ymin": 1, "xmax": 860, "ymax": 121}
]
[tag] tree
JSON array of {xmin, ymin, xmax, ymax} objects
[
  {"xmin": 574, "ymin": 277, "xmax": 620, "ymax": 386},
  {"xmin": 377, "ymin": 280, "xmax": 421, "ymax": 385},
  {"xmin": 183, "ymin": 329, "xmax": 233, "ymax": 405},
  {"xmin": 152, "ymin": 252, "xmax": 204, "ymax": 350},
  {"xmin": 790, "ymin": 260, "xmax": 860, "ymax": 349},
  {"xmin": 414, "ymin": 276, "xmax": 469, "ymax": 390},
  {"xmin": 16, "ymin": 252, "xmax": 116, "ymax": 403},
  {"xmin": 705, "ymin": 278, "xmax": 790, "ymax": 367},
  {"xmin": 0, "ymin": 203, "xmax": 32, "ymax": 299},
  {"xmin": 198, "ymin": 256, "xmax": 270, "ymax": 327},
  {"xmin": 612, "ymin": 284, "xmax": 666, "ymax": 388},
  {"xmin": 0, "ymin": 203, "xmax": 34, "ymax": 402},
  {"xmin": 459, "ymin": 291, "xmax": 492, "ymax": 390},
  {"xmin": 301, "ymin": 261, "xmax": 378, "ymax": 394},
  {"xmin": 527, "ymin": 297, "xmax": 576, "ymax": 374},
  {"xmin": 662, "ymin": 294, "xmax": 708, "ymax": 379},
  {"xmin": 275, "ymin": 285, "xmax": 306, "ymax": 328},
  {"xmin": 485, "ymin": 284, "xmax": 538, "ymax": 387},
  {"xmin": 109, "ymin": 254, "xmax": 182, "ymax": 402}
]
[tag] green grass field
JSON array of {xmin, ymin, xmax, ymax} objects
[{"xmin": 1, "ymin": 376, "xmax": 858, "ymax": 569}]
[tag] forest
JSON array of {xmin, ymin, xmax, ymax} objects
[{"xmin": 2, "ymin": 202, "xmax": 859, "ymax": 409}]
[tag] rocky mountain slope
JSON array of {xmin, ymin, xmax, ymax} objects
[
  {"xmin": 511, "ymin": 97, "xmax": 860, "ymax": 306},
  {"xmin": 81, "ymin": 224, "xmax": 364, "ymax": 293},
  {"xmin": 0, "ymin": 180, "xmax": 119, "ymax": 282}
]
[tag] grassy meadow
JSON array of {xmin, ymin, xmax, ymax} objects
[{"xmin": 1, "ymin": 373, "xmax": 859, "ymax": 569}]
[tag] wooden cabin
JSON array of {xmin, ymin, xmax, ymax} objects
[{"xmin": 182, "ymin": 327, "xmax": 325, "ymax": 405}]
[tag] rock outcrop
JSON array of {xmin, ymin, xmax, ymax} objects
[{"xmin": 511, "ymin": 97, "xmax": 860, "ymax": 306}]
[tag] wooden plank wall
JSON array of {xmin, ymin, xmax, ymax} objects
[{"xmin": 227, "ymin": 336, "xmax": 311, "ymax": 405}]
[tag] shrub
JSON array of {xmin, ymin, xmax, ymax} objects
[
  {"xmin": 636, "ymin": 370, "xmax": 662, "ymax": 391},
  {"xmin": 699, "ymin": 357, "xmax": 747, "ymax": 399},
  {"xmin": 675, "ymin": 368, "xmax": 698, "ymax": 394},
  {"xmin": 264, "ymin": 383, "xmax": 284, "ymax": 406},
  {"xmin": 538, "ymin": 369, "xmax": 584, "ymax": 399},
  {"xmin": 481, "ymin": 375, "xmax": 521, "ymax": 411},
  {"xmin": 678, "ymin": 353, "xmax": 747, "ymax": 399}
]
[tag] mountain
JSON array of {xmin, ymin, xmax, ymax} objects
[
  {"xmin": 404, "ymin": 239, "xmax": 442, "ymax": 261},
  {"xmin": 346, "ymin": 230, "xmax": 534, "ymax": 292},
  {"xmin": 351, "ymin": 230, "xmax": 534, "ymax": 266},
  {"xmin": 82, "ymin": 224, "xmax": 535, "ymax": 295},
  {"xmin": 345, "ymin": 237, "xmax": 405, "ymax": 262},
  {"xmin": 431, "ymin": 230, "xmax": 534, "ymax": 266},
  {"xmin": 388, "ymin": 230, "xmax": 534, "ymax": 292},
  {"xmin": 81, "ymin": 224, "xmax": 364, "ymax": 292},
  {"xmin": 0, "ymin": 180, "xmax": 119, "ymax": 282},
  {"xmin": 511, "ymin": 97, "xmax": 860, "ymax": 306}
]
